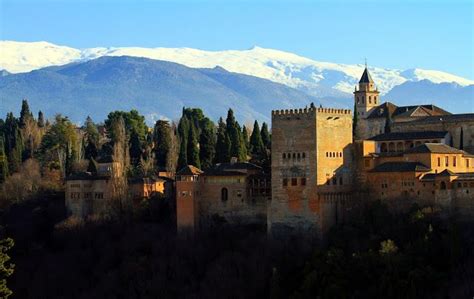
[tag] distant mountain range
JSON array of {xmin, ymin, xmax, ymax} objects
[
  {"xmin": 0, "ymin": 56, "xmax": 327, "ymax": 124},
  {"xmin": 0, "ymin": 41, "xmax": 472, "ymax": 123}
]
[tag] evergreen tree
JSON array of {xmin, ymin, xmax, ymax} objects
[
  {"xmin": 37, "ymin": 111, "xmax": 45, "ymax": 128},
  {"xmin": 19, "ymin": 99, "xmax": 33, "ymax": 128},
  {"xmin": 0, "ymin": 238, "xmax": 14, "ymax": 299},
  {"xmin": 199, "ymin": 119, "xmax": 216, "ymax": 170},
  {"xmin": 177, "ymin": 116, "xmax": 190, "ymax": 169},
  {"xmin": 353, "ymin": 103, "xmax": 358, "ymax": 139},
  {"xmin": 84, "ymin": 116, "xmax": 99, "ymax": 160},
  {"xmin": 0, "ymin": 136, "xmax": 8, "ymax": 183},
  {"xmin": 215, "ymin": 117, "xmax": 230, "ymax": 163},
  {"xmin": 242, "ymin": 125, "xmax": 250, "ymax": 152},
  {"xmin": 87, "ymin": 157, "xmax": 98, "ymax": 174},
  {"xmin": 260, "ymin": 122, "xmax": 271, "ymax": 149},
  {"xmin": 187, "ymin": 125, "xmax": 201, "ymax": 168},
  {"xmin": 460, "ymin": 127, "xmax": 464, "ymax": 150},
  {"xmin": 129, "ymin": 131, "xmax": 142, "ymax": 167},
  {"xmin": 225, "ymin": 109, "xmax": 245, "ymax": 161},
  {"xmin": 153, "ymin": 120, "xmax": 172, "ymax": 171},
  {"xmin": 3, "ymin": 113, "xmax": 23, "ymax": 173},
  {"xmin": 250, "ymin": 120, "xmax": 264, "ymax": 154}
]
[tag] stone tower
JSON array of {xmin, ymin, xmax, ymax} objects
[
  {"xmin": 354, "ymin": 66, "xmax": 379, "ymax": 119},
  {"xmin": 269, "ymin": 105, "xmax": 353, "ymax": 238}
]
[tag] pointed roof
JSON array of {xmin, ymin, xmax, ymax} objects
[
  {"xmin": 404, "ymin": 143, "xmax": 466, "ymax": 155},
  {"xmin": 359, "ymin": 67, "xmax": 374, "ymax": 84},
  {"xmin": 176, "ymin": 165, "xmax": 203, "ymax": 176}
]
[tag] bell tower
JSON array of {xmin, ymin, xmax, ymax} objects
[{"xmin": 354, "ymin": 64, "xmax": 379, "ymax": 119}]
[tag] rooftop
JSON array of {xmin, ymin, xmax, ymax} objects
[
  {"xmin": 176, "ymin": 165, "xmax": 203, "ymax": 176},
  {"xmin": 367, "ymin": 102, "xmax": 450, "ymax": 119},
  {"xmin": 404, "ymin": 143, "xmax": 466, "ymax": 155},
  {"xmin": 369, "ymin": 131, "xmax": 448, "ymax": 142},
  {"xmin": 370, "ymin": 161, "xmax": 431, "ymax": 173}
]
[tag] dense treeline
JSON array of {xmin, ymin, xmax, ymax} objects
[
  {"xmin": 1, "ymin": 196, "xmax": 473, "ymax": 298},
  {"xmin": 0, "ymin": 100, "xmax": 271, "ymax": 206}
]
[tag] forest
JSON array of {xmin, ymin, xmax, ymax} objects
[{"xmin": 1, "ymin": 100, "xmax": 474, "ymax": 298}]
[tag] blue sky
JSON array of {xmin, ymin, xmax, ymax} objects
[{"xmin": 1, "ymin": 0, "xmax": 473, "ymax": 79}]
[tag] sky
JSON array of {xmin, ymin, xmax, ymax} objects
[{"xmin": 0, "ymin": 0, "xmax": 473, "ymax": 79}]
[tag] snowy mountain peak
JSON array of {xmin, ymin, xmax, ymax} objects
[{"xmin": 1, "ymin": 40, "xmax": 473, "ymax": 96}]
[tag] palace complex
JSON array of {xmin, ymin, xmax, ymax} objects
[{"xmin": 65, "ymin": 67, "xmax": 474, "ymax": 238}]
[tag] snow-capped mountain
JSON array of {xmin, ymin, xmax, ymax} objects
[{"xmin": 1, "ymin": 41, "xmax": 473, "ymax": 97}]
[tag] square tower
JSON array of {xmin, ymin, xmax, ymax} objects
[
  {"xmin": 354, "ymin": 67, "xmax": 380, "ymax": 119},
  {"xmin": 269, "ymin": 105, "xmax": 353, "ymax": 237}
]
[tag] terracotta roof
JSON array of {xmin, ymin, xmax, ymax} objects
[
  {"xmin": 369, "ymin": 131, "xmax": 448, "ymax": 141},
  {"xmin": 214, "ymin": 162, "xmax": 262, "ymax": 171},
  {"xmin": 66, "ymin": 172, "xmax": 109, "ymax": 181},
  {"xmin": 203, "ymin": 170, "xmax": 247, "ymax": 177},
  {"xmin": 421, "ymin": 171, "xmax": 474, "ymax": 181},
  {"xmin": 404, "ymin": 143, "xmax": 466, "ymax": 155},
  {"xmin": 176, "ymin": 165, "xmax": 203, "ymax": 176},
  {"xmin": 370, "ymin": 162, "xmax": 431, "ymax": 173},
  {"xmin": 438, "ymin": 169, "xmax": 456, "ymax": 176},
  {"xmin": 359, "ymin": 67, "xmax": 374, "ymax": 83},
  {"xmin": 399, "ymin": 113, "xmax": 474, "ymax": 124},
  {"xmin": 367, "ymin": 102, "xmax": 450, "ymax": 119}
]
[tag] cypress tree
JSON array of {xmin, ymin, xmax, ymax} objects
[
  {"xmin": 215, "ymin": 117, "xmax": 230, "ymax": 163},
  {"xmin": 261, "ymin": 122, "xmax": 271, "ymax": 149},
  {"xmin": 225, "ymin": 109, "xmax": 245, "ymax": 161},
  {"xmin": 129, "ymin": 131, "xmax": 142, "ymax": 167},
  {"xmin": 37, "ymin": 111, "xmax": 45, "ymax": 128},
  {"xmin": 250, "ymin": 120, "xmax": 265, "ymax": 158},
  {"xmin": 187, "ymin": 125, "xmax": 201, "ymax": 168},
  {"xmin": 4, "ymin": 114, "xmax": 22, "ymax": 173},
  {"xmin": 242, "ymin": 125, "xmax": 250, "ymax": 152},
  {"xmin": 177, "ymin": 116, "xmax": 190, "ymax": 169},
  {"xmin": 153, "ymin": 120, "xmax": 172, "ymax": 171},
  {"xmin": 353, "ymin": 103, "xmax": 358, "ymax": 139},
  {"xmin": 460, "ymin": 127, "xmax": 464, "ymax": 150},
  {"xmin": 84, "ymin": 116, "xmax": 99, "ymax": 160},
  {"xmin": 199, "ymin": 119, "xmax": 216, "ymax": 170},
  {"xmin": 19, "ymin": 99, "xmax": 33, "ymax": 128},
  {"xmin": 0, "ymin": 136, "xmax": 8, "ymax": 183}
]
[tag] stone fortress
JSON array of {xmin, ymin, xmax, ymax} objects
[
  {"xmin": 65, "ymin": 66, "xmax": 474, "ymax": 238},
  {"xmin": 175, "ymin": 66, "xmax": 474, "ymax": 237}
]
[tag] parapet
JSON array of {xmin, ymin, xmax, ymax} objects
[{"xmin": 272, "ymin": 106, "xmax": 352, "ymax": 118}]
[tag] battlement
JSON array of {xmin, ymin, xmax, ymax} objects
[{"xmin": 271, "ymin": 107, "xmax": 352, "ymax": 118}]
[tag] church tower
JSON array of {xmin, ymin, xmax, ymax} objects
[{"xmin": 354, "ymin": 66, "xmax": 379, "ymax": 119}]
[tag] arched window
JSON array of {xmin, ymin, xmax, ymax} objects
[
  {"xmin": 293, "ymin": 153, "xmax": 296, "ymax": 159},
  {"xmin": 357, "ymin": 96, "xmax": 360, "ymax": 104},
  {"xmin": 302, "ymin": 152, "xmax": 306, "ymax": 159},
  {"xmin": 221, "ymin": 188, "xmax": 228, "ymax": 201},
  {"xmin": 369, "ymin": 96, "xmax": 372, "ymax": 104},
  {"xmin": 374, "ymin": 96, "xmax": 377, "ymax": 104},
  {"xmin": 339, "ymin": 177, "xmax": 343, "ymax": 185},
  {"xmin": 282, "ymin": 153, "xmax": 286, "ymax": 159},
  {"xmin": 440, "ymin": 181, "xmax": 447, "ymax": 190},
  {"xmin": 362, "ymin": 96, "xmax": 365, "ymax": 104},
  {"xmin": 297, "ymin": 153, "xmax": 301, "ymax": 159},
  {"xmin": 381, "ymin": 143, "xmax": 388, "ymax": 153}
]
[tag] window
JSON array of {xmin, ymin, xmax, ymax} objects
[
  {"xmin": 301, "ymin": 178, "xmax": 306, "ymax": 186},
  {"xmin": 437, "ymin": 157, "xmax": 441, "ymax": 167},
  {"xmin": 369, "ymin": 96, "xmax": 372, "ymax": 104},
  {"xmin": 293, "ymin": 153, "xmax": 296, "ymax": 159},
  {"xmin": 453, "ymin": 157, "xmax": 457, "ymax": 167},
  {"xmin": 291, "ymin": 178, "xmax": 297, "ymax": 186},
  {"xmin": 339, "ymin": 177, "xmax": 343, "ymax": 185},
  {"xmin": 221, "ymin": 188, "xmax": 228, "ymax": 202},
  {"xmin": 440, "ymin": 181, "xmax": 447, "ymax": 190},
  {"xmin": 445, "ymin": 156, "xmax": 449, "ymax": 167},
  {"xmin": 467, "ymin": 159, "xmax": 470, "ymax": 168},
  {"xmin": 95, "ymin": 192, "xmax": 104, "ymax": 199},
  {"xmin": 283, "ymin": 178, "xmax": 288, "ymax": 187},
  {"xmin": 282, "ymin": 153, "xmax": 286, "ymax": 159},
  {"xmin": 297, "ymin": 153, "xmax": 301, "ymax": 159},
  {"xmin": 302, "ymin": 152, "xmax": 306, "ymax": 159},
  {"xmin": 332, "ymin": 177, "xmax": 337, "ymax": 185}
]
